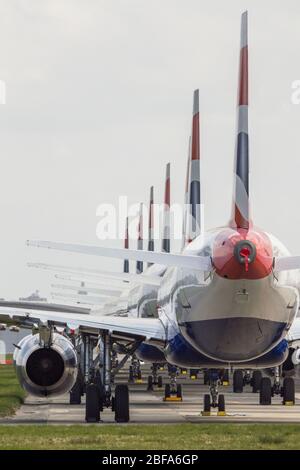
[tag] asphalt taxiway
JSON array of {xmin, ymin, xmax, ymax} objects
[{"xmin": 1, "ymin": 366, "xmax": 300, "ymax": 424}]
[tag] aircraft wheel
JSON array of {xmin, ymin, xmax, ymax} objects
[
  {"xmin": 203, "ymin": 394, "xmax": 211, "ymax": 413},
  {"xmin": 233, "ymin": 370, "xmax": 244, "ymax": 393},
  {"xmin": 251, "ymin": 370, "xmax": 262, "ymax": 393},
  {"xmin": 218, "ymin": 394, "xmax": 225, "ymax": 412},
  {"xmin": 85, "ymin": 383, "xmax": 100, "ymax": 422},
  {"xmin": 137, "ymin": 369, "xmax": 142, "ymax": 380},
  {"xmin": 115, "ymin": 384, "xmax": 130, "ymax": 423},
  {"xmin": 69, "ymin": 379, "xmax": 82, "ymax": 405},
  {"xmin": 147, "ymin": 375, "xmax": 153, "ymax": 390},
  {"xmin": 282, "ymin": 377, "xmax": 295, "ymax": 405},
  {"xmin": 177, "ymin": 384, "xmax": 182, "ymax": 399},
  {"xmin": 158, "ymin": 376, "xmax": 163, "ymax": 388},
  {"xmin": 259, "ymin": 377, "xmax": 272, "ymax": 405},
  {"xmin": 129, "ymin": 365, "xmax": 134, "ymax": 382},
  {"xmin": 164, "ymin": 384, "xmax": 171, "ymax": 399}
]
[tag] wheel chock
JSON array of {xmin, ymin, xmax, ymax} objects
[
  {"xmin": 134, "ymin": 379, "xmax": 144, "ymax": 384},
  {"xmin": 182, "ymin": 370, "xmax": 187, "ymax": 375},
  {"xmin": 201, "ymin": 411, "xmax": 211, "ymax": 416},
  {"xmin": 217, "ymin": 411, "xmax": 227, "ymax": 416},
  {"xmin": 283, "ymin": 401, "xmax": 294, "ymax": 406},
  {"xmin": 190, "ymin": 375, "xmax": 196, "ymax": 380},
  {"xmin": 163, "ymin": 396, "xmax": 183, "ymax": 402},
  {"xmin": 222, "ymin": 381, "xmax": 229, "ymax": 386}
]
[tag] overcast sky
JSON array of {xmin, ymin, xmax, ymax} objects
[{"xmin": 0, "ymin": 0, "xmax": 300, "ymax": 298}]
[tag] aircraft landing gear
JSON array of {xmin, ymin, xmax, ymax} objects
[
  {"xmin": 129, "ymin": 355, "xmax": 142, "ymax": 383},
  {"xmin": 260, "ymin": 377, "xmax": 272, "ymax": 405},
  {"xmin": 202, "ymin": 370, "xmax": 226, "ymax": 416},
  {"xmin": 243, "ymin": 370, "xmax": 252, "ymax": 386},
  {"xmin": 282, "ymin": 377, "xmax": 295, "ymax": 406},
  {"xmin": 84, "ymin": 332, "xmax": 130, "ymax": 423},
  {"xmin": 147, "ymin": 364, "xmax": 163, "ymax": 390},
  {"xmin": 271, "ymin": 367, "xmax": 281, "ymax": 396},
  {"xmin": 233, "ymin": 370, "xmax": 244, "ymax": 393},
  {"xmin": 164, "ymin": 365, "xmax": 182, "ymax": 401},
  {"xmin": 251, "ymin": 370, "xmax": 262, "ymax": 393}
]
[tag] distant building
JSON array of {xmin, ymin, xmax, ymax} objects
[{"xmin": 19, "ymin": 290, "xmax": 47, "ymax": 302}]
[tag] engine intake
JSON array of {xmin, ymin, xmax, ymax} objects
[{"xmin": 14, "ymin": 333, "xmax": 78, "ymax": 397}]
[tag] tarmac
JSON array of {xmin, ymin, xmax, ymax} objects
[{"xmin": 2, "ymin": 366, "xmax": 300, "ymax": 424}]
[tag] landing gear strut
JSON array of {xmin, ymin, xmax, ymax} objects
[
  {"xmin": 84, "ymin": 332, "xmax": 130, "ymax": 423},
  {"xmin": 147, "ymin": 363, "xmax": 163, "ymax": 390},
  {"xmin": 202, "ymin": 370, "xmax": 226, "ymax": 416},
  {"xmin": 164, "ymin": 365, "xmax": 182, "ymax": 401},
  {"xmin": 129, "ymin": 355, "xmax": 142, "ymax": 383}
]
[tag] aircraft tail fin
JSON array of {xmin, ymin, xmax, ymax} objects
[{"xmin": 231, "ymin": 11, "xmax": 250, "ymax": 230}]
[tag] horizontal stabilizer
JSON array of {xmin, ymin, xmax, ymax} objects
[
  {"xmin": 274, "ymin": 256, "xmax": 300, "ymax": 272},
  {"xmin": 27, "ymin": 240, "xmax": 212, "ymax": 271}
]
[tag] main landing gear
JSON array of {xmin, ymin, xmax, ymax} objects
[
  {"xmin": 164, "ymin": 365, "xmax": 182, "ymax": 401},
  {"xmin": 147, "ymin": 363, "xmax": 163, "ymax": 391},
  {"xmin": 232, "ymin": 369, "xmax": 262, "ymax": 393},
  {"xmin": 260, "ymin": 367, "xmax": 295, "ymax": 406},
  {"xmin": 83, "ymin": 333, "xmax": 130, "ymax": 423},
  {"xmin": 202, "ymin": 370, "xmax": 226, "ymax": 416},
  {"xmin": 129, "ymin": 355, "xmax": 143, "ymax": 383}
]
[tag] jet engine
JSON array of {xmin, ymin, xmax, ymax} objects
[
  {"xmin": 282, "ymin": 347, "xmax": 300, "ymax": 378},
  {"xmin": 13, "ymin": 332, "xmax": 78, "ymax": 397}
]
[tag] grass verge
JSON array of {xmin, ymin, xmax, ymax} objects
[
  {"xmin": 0, "ymin": 423, "xmax": 299, "ymax": 450},
  {"xmin": 0, "ymin": 363, "xmax": 25, "ymax": 417}
]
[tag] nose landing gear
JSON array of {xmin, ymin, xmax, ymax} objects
[{"xmin": 202, "ymin": 370, "xmax": 226, "ymax": 416}]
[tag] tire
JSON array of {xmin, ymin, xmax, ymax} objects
[
  {"xmin": 158, "ymin": 376, "xmax": 163, "ymax": 388},
  {"xmin": 165, "ymin": 384, "xmax": 171, "ymax": 399},
  {"xmin": 233, "ymin": 370, "xmax": 244, "ymax": 393},
  {"xmin": 204, "ymin": 394, "xmax": 211, "ymax": 412},
  {"xmin": 147, "ymin": 375, "xmax": 153, "ymax": 390},
  {"xmin": 259, "ymin": 377, "xmax": 272, "ymax": 405},
  {"xmin": 177, "ymin": 384, "xmax": 182, "ymax": 399},
  {"xmin": 129, "ymin": 366, "xmax": 134, "ymax": 382},
  {"xmin": 283, "ymin": 377, "xmax": 295, "ymax": 404},
  {"xmin": 252, "ymin": 370, "xmax": 262, "ymax": 393},
  {"xmin": 137, "ymin": 369, "xmax": 142, "ymax": 380},
  {"xmin": 218, "ymin": 394, "xmax": 225, "ymax": 412},
  {"xmin": 85, "ymin": 383, "xmax": 100, "ymax": 422},
  {"xmin": 114, "ymin": 384, "xmax": 130, "ymax": 423},
  {"xmin": 69, "ymin": 379, "xmax": 82, "ymax": 405}
]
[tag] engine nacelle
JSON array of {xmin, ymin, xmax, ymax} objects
[
  {"xmin": 292, "ymin": 348, "xmax": 300, "ymax": 366},
  {"xmin": 14, "ymin": 333, "xmax": 78, "ymax": 397},
  {"xmin": 282, "ymin": 347, "xmax": 300, "ymax": 378}
]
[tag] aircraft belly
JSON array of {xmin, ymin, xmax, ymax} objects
[{"xmin": 176, "ymin": 273, "xmax": 298, "ymax": 362}]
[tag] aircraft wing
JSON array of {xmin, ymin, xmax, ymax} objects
[
  {"xmin": 0, "ymin": 300, "xmax": 91, "ymax": 315},
  {"xmin": 274, "ymin": 256, "xmax": 300, "ymax": 272},
  {"xmin": 28, "ymin": 262, "xmax": 162, "ymax": 286},
  {"xmin": 27, "ymin": 240, "xmax": 213, "ymax": 271},
  {"xmin": 0, "ymin": 308, "xmax": 166, "ymax": 345}
]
